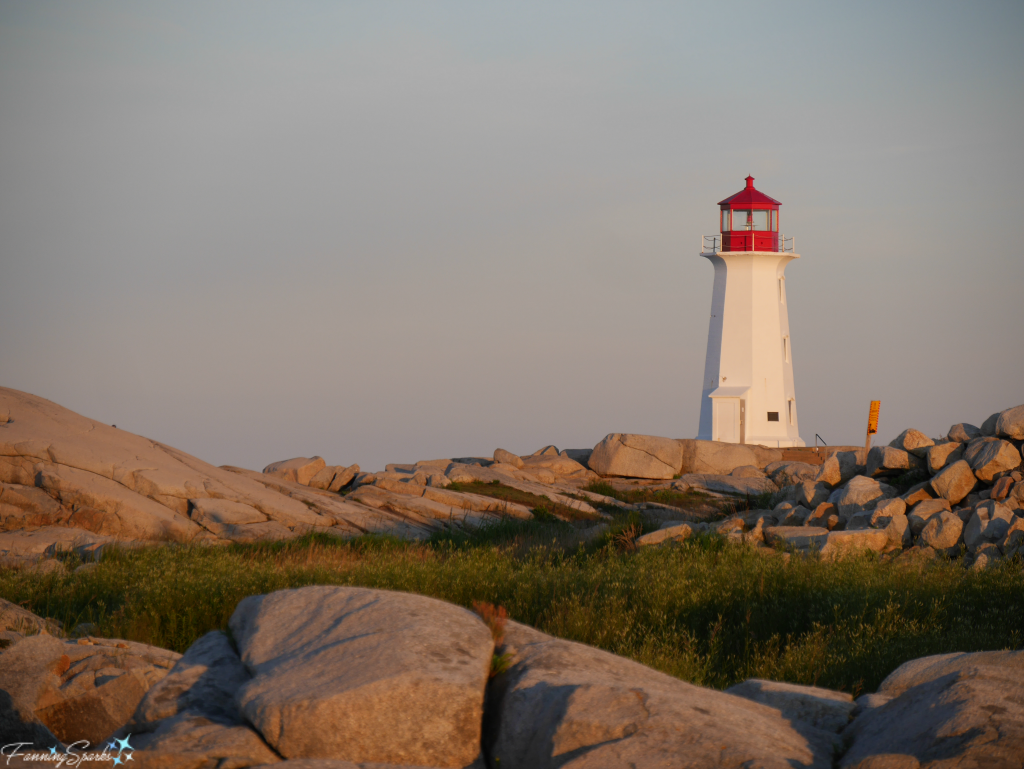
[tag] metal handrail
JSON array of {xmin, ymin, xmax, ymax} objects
[
  {"xmin": 701, "ymin": 235, "xmax": 720, "ymax": 254},
  {"xmin": 702, "ymin": 233, "xmax": 794, "ymax": 254}
]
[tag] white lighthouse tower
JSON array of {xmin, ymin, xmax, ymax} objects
[{"xmin": 696, "ymin": 176, "xmax": 804, "ymax": 447}]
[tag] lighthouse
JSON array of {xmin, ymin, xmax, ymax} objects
[{"xmin": 696, "ymin": 176, "xmax": 804, "ymax": 447}]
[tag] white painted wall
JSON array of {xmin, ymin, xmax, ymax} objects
[{"xmin": 696, "ymin": 250, "xmax": 804, "ymax": 447}]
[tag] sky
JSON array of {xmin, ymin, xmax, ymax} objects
[{"xmin": 1, "ymin": 1, "xmax": 1022, "ymax": 472}]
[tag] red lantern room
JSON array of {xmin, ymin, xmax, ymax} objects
[{"xmin": 719, "ymin": 176, "xmax": 781, "ymax": 252}]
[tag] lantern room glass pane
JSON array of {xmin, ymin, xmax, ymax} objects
[
  {"xmin": 732, "ymin": 210, "xmax": 751, "ymax": 230},
  {"xmin": 751, "ymin": 210, "xmax": 769, "ymax": 230},
  {"xmin": 771, "ymin": 210, "xmax": 778, "ymax": 231},
  {"xmin": 721, "ymin": 209, "xmax": 730, "ymax": 231}
]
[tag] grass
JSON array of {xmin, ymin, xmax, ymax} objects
[{"xmin": 3, "ymin": 526, "xmax": 1022, "ymax": 695}]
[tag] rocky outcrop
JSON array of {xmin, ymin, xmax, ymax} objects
[{"xmin": 0, "ymin": 389, "xmax": 587, "ymax": 558}]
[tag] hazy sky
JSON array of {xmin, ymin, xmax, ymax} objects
[{"xmin": 2, "ymin": 1, "xmax": 1022, "ymax": 471}]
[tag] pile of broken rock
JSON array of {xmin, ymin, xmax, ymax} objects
[
  {"xmin": 638, "ymin": 405, "xmax": 1024, "ymax": 570},
  {"xmin": 3, "ymin": 585, "xmax": 1022, "ymax": 769}
]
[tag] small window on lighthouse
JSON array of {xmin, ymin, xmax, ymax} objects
[
  {"xmin": 779, "ymin": 278, "xmax": 786, "ymax": 303},
  {"xmin": 784, "ymin": 335, "xmax": 791, "ymax": 362},
  {"xmin": 788, "ymin": 399, "xmax": 795, "ymax": 425},
  {"xmin": 767, "ymin": 412, "xmax": 779, "ymax": 422}
]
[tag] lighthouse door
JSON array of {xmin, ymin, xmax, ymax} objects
[{"xmin": 713, "ymin": 398, "xmax": 741, "ymax": 443}]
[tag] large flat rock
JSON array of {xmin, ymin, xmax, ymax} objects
[
  {"xmin": 229, "ymin": 586, "xmax": 493, "ymax": 767},
  {"xmin": 484, "ymin": 621, "xmax": 835, "ymax": 768}
]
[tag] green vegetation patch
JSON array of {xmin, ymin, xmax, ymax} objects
[{"xmin": 3, "ymin": 531, "xmax": 1021, "ymax": 696}]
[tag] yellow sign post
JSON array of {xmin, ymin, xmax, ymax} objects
[{"xmin": 863, "ymin": 400, "xmax": 881, "ymax": 462}]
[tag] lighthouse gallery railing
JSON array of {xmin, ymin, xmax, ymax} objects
[{"xmin": 701, "ymin": 234, "xmax": 795, "ymax": 254}]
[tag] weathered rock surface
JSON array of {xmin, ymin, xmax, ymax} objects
[
  {"xmin": 230, "ymin": 586, "xmax": 493, "ymax": 767},
  {"xmin": 819, "ymin": 529, "xmax": 889, "ymax": 559},
  {"xmin": 866, "ymin": 445, "xmax": 923, "ymax": 477},
  {"xmin": 679, "ymin": 439, "xmax": 782, "ymax": 475},
  {"xmin": 766, "ymin": 460, "xmax": 819, "ymax": 487},
  {"xmin": 726, "ymin": 678, "xmax": 855, "ymax": 734},
  {"xmin": 519, "ymin": 453, "xmax": 594, "ymax": 479},
  {"xmin": 980, "ymin": 412, "xmax": 1001, "ymax": 435},
  {"xmin": 588, "ymin": 434, "xmax": 682, "ymax": 479},
  {"xmin": 778, "ymin": 479, "xmax": 832, "ymax": 510},
  {"xmin": 918, "ymin": 511, "xmax": 964, "ymax": 552},
  {"xmin": 840, "ymin": 650, "xmax": 1024, "ymax": 768},
  {"xmin": 902, "ymin": 480, "xmax": 935, "ymax": 506},
  {"xmin": 485, "ymin": 621, "xmax": 834, "ymax": 768},
  {"xmin": 966, "ymin": 438, "xmax": 1021, "ymax": 482},
  {"xmin": 889, "ymin": 428, "xmax": 935, "ymax": 458},
  {"xmin": 828, "ymin": 476, "xmax": 894, "ymax": 521},
  {"xmin": 262, "ymin": 457, "xmax": 326, "ymax": 486},
  {"xmin": 926, "ymin": 441, "xmax": 963, "ymax": 475},
  {"xmin": 115, "ymin": 631, "xmax": 279, "ymax": 769},
  {"xmin": 847, "ymin": 502, "xmax": 910, "ymax": 547},
  {"xmin": 907, "ymin": 498, "xmax": 952, "ymax": 536},
  {"xmin": 947, "ymin": 422, "xmax": 981, "ymax": 443},
  {"xmin": 813, "ymin": 455, "xmax": 843, "ymax": 487},
  {"xmin": 995, "ymin": 404, "xmax": 1024, "ymax": 440},
  {"xmin": 492, "ymin": 449, "xmax": 523, "ymax": 469},
  {"xmin": 674, "ymin": 473, "xmax": 777, "ymax": 497},
  {"xmin": 634, "ymin": 522, "xmax": 704, "ymax": 547},
  {"xmin": 765, "ymin": 526, "xmax": 829, "ymax": 552},
  {"xmin": 0, "ymin": 633, "xmax": 180, "ymax": 747},
  {"xmin": 1, "ymin": 598, "xmax": 63, "ymax": 641},
  {"xmin": 929, "ymin": 459, "xmax": 977, "ymax": 504},
  {"xmin": 963, "ymin": 500, "xmax": 1014, "ymax": 552},
  {"xmin": 308, "ymin": 464, "xmax": 359, "ymax": 492}
]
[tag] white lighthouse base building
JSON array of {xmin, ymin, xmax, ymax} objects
[{"xmin": 696, "ymin": 249, "xmax": 805, "ymax": 447}]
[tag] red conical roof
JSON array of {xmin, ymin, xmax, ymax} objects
[{"xmin": 718, "ymin": 176, "xmax": 781, "ymax": 207}]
